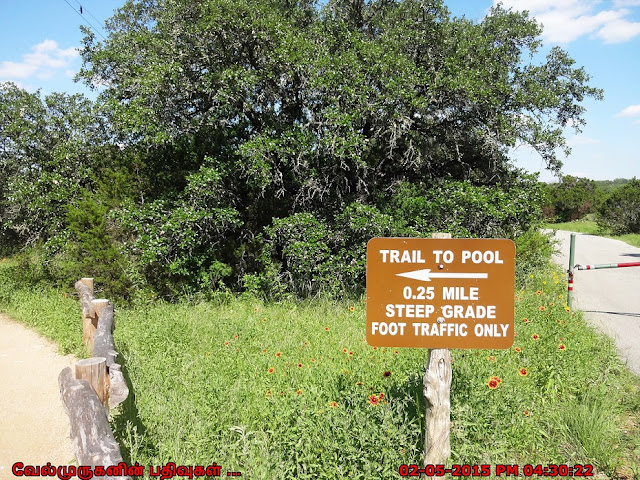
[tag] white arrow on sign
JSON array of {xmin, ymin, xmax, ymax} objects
[{"xmin": 396, "ymin": 269, "xmax": 488, "ymax": 282}]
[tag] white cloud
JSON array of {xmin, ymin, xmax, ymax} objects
[
  {"xmin": 615, "ymin": 105, "xmax": 640, "ymax": 117},
  {"xmin": 597, "ymin": 15, "xmax": 640, "ymax": 42},
  {"xmin": 568, "ymin": 135, "xmax": 600, "ymax": 145},
  {"xmin": 0, "ymin": 40, "xmax": 78, "ymax": 82},
  {"xmin": 493, "ymin": 0, "xmax": 640, "ymax": 44},
  {"xmin": 613, "ymin": 0, "xmax": 640, "ymax": 6},
  {"xmin": 0, "ymin": 61, "xmax": 38, "ymax": 79}
]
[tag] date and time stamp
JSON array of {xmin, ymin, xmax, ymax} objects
[{"xmin": 400, "ymin": 464, "xmax": 594, "ymax": 477}]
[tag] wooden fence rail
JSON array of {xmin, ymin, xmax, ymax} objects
[
  {"xmin": 74, "ymin": 279, "xmax": 129, "ymax": 407},
  {"xmin": 57, "ymin": 278, "xmax": 130, "ymax": 478}
]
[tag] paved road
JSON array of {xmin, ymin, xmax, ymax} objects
[{"xmin": 549, "ymin": 230, "xmax": 640, "ymax": 376}]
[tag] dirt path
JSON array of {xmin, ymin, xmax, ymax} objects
[
  {"xmin": 0, "ymin": 313, "xmax": 77, "ymax": 479},
  {"xmin": 549, "ymin": 230, "xmax": 640, "ymax": 376}
]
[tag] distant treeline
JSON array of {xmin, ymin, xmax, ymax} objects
[{"xmin": 542, "ymin": 176, "xmax": 640, "ymax": 234}]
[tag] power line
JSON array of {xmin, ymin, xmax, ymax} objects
[
  {"xmin": 61, "ymin": 0, "xmax": 107, "ymax": 41},
  {"xmin": 71, "ymin": 0, "xmax": 107, "ymax": 35}
]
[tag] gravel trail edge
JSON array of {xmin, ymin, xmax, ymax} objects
[{"xmin": 0, "ymin": 313, "xmax": 77, "ymax": 479}]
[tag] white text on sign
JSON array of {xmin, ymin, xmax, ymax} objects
[
  {"xmin": 371, "ymin": 321, "xmax": 510, "ymax": 338},
  {"xmin": 385, "ymin": 304, "xmax": 496, "ymax": 319},
  {"xmin": 378, "ymin": 249, "xmax": 504, "ymax": 264}
]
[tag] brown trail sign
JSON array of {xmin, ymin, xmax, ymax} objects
[
  {"xmin": 366, "ymin": 236, "xmax": 516, "ymax": 475},
  {"xmin": 366, "ymin": 238, "xmax": 515, "ymax": 350}
]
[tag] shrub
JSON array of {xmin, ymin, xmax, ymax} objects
[
  {"xmin": 387, "ymin": 177, "xmax": 543, "ymax": 239},
  {"xmin": 114, "ymin": 200, "xmax": 241, "ymax": 299},
  {"xmin": 596, "ymin": 179, "xmax": 640, "ymax": 235},
  {"xmin": 543, "ymin": 176, "xmax": 599, "ymax": 222},
  {"xmin": 514, "ymin": 229, "xmax": 556, "ymax": 287},
  {"xmin": 262, "ymin": 213, "xmax": 339, "ymax": 297},
  {"xmin": 260, "ymin": 204, "xmax": 417, "ymax": 298}
]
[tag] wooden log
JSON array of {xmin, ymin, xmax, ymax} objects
[
  {"xmin": 75, "ymin": 357, "xmax": 109, "ymax": 408},
  {"xmin": 422, "ymin": 232, "xmax": 452, "ymax": 473},
  {"xmin": 75, "ymin": 279, "xmax": 96, "ymax": 315},
  {"xmin": 93, "ymin": 301, "xmax": 116, "ymax": 369},
  {"xmin": 108, "ymin": 363, "xmax": 129, "ymax": 409},
  {"xmin": 92, "ymin": 300, "xmax": 129, "ymax": 409},
  {"xmin": 58, "ymin": 367, "xmax": 130, "ymax": 480},
  {"xmin": 77, "ymin": 279, "xmax": 97, "ymax": 348}
]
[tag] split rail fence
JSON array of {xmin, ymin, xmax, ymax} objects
[{"xmin": 57, "ymin": 278, "xmax": 130, "ymax": 479}]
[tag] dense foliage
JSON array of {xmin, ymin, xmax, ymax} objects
[
  {"xmin": 1, "ymin": 0, "xmax": 603, "ymax": 299},
  {"xmin": 542, "ymin": 177, "xmax": 639, "ymax": 236},
  {"xmin": 596, "ymin": 178, "xmax": 640, "ymax": 235},
  {"xmin": 541, "ymin": 175, "xmax": 600, "ymax": 222}
]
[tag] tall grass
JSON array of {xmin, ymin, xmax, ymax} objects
[{"xmin": 1, "ymin": 258, "xmax": 639, "ymax": 478}]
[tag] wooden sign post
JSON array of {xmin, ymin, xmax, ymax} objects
[
  {"xmin": 366, "ymin": 235, "xmax": 515, "ymax": 472},
  {"xmin": 424, "ymin": 232, "xmax": 453, "ymax": 469}
]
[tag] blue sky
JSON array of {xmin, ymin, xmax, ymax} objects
[{"xmin": 1, "ymin": 0, "xmax": 638, "ymax": 182}]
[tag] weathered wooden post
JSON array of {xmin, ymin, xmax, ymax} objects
[
  {"xmin": 74, "ymin": 279, "xmax": 130, "ymax": 409},
  {"xmin": 79, "ymin": 277, "xmax": 96, "ymax": 348},
  {"xmin": 423, "ymin": 232, "xmax": 453, "ymax": 471},
  {"xmin": 75, "ymin": 357, "xmax": 109, "ymax": 408}
]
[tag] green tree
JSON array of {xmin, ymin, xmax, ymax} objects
[
  {"xmin": 67, "ymin": 0, "xmax": 603, "ymax": 296},
  {"xmin": 78, "ymin": 0, "xmax": 601, "ymax": 198},
  {"xmin": 597, "ymin": 179, "xmax": 640, "ymax": 235},
  {"xmin": 544, "ymin": 175, "xmax": 598, "ymax": 222},
  {"xmin": 0, "ymin": 82, "xmax": 110, "ymax": 247}
]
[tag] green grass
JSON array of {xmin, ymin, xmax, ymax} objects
[
  {"xmin": 1, "ymin": 258, "xmax": 639, "ymax": 478},
  {"xmin": 544, "ymin": 217, "xmax": 640, "ymax": 248}
]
